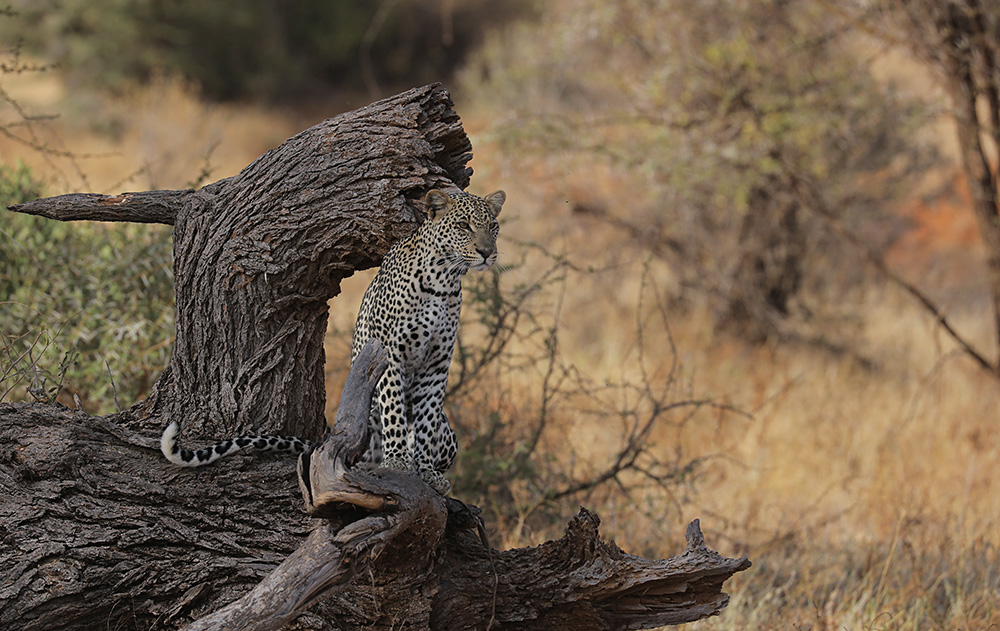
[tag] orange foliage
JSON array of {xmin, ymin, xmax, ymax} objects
[{"xmin": 888, "ymin": 171, "xmax": 983, "ymax": 264}]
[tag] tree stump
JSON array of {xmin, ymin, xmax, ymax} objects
[
  {"xmin": 11, "ymin": 83, "xmax": 473, "ymax": 440},
  {"xmin": 2, "ymin": 84, "xmax": 750, "ymax": 630}
]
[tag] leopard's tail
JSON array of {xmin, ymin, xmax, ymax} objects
[{"xmin": 159, "ymin": 421, "xmax": 313, "ymax": 467}]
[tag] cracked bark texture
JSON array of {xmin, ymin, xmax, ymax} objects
[
  {"xmin": 0, "ymin": 395, "xmax": 750, "ymax": 631},
  {"xmin": 0, "ymin": 401, "xmax": 310, "ymax": 630}
]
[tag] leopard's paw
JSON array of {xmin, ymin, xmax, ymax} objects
[
  {"xmin": 380, "ymin": 455, "xmax": 414, "ymax": 471},
  {"xmin": 419, "ymin": 469, "xmax": 451, "ymax": 496}
]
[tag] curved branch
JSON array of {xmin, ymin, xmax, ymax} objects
[
  {"xmin": 185, "ymin": 338, "xmax": 449, "ymax": 631},
  {"xmin": 787, "ymin": 166, "xmax": 997, "ymax": 374}
]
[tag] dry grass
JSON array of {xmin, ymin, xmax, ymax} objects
[
  {"xmin": 0, "ymin": 69, "xmax": 298, "ymax": 194},
  {"xmin": 4, "ymin": 66, "xmax": 999, "ymax": 629},
  {"xmin": 454, "ymin": 118, "xmax": 1000, "ymax": 628}
]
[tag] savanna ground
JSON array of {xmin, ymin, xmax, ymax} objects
[{"xmin": 2, "ymin": 3, "xmax": 1000, "ymax": 630}]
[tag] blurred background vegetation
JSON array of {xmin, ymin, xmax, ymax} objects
[
  {"xmin": 2, "ymin": 0, "xmax": 999, "ymax": 628},
  {"xmin": 3, "ymin": 0, "xmax": 531, "ymax": 102},
  {"xmin": 0, "ymin": 161, "xmax": 173, "ymax": 410}
]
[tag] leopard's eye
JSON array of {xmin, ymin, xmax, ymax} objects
[{"xmin": 457, "ymin": 220, "xmax": 471, "ymax": 231}]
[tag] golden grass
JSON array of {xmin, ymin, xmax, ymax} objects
[
  {"xmin": 4, "ymin": 70, "xmax": 999, "ymax": 628},
  {"xmin": 457, "ymin": 119, "xmax": 1000, "ymax": 628},
  {"xmin": 0, "ymin": 68, "xmax": 297, "ymax": 194}
]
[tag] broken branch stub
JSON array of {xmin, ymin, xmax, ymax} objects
[{"xmin": 298, "ymin": 337, "xmax": 395, "ymax": 517}]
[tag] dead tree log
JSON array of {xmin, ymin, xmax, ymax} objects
[
  {"xmin": 0, "ymin": 382, "xmax": 749, "ymax": 631},
  {"xmin": 10, "ymin": 83, "xmax": 472, "ymax": 441},
  {"xmin": 2, "ymin": 84, "xmax": 750, "ymax": 630},
  {"xmin": 2, "ymin": 349, "xmax": 749, "ymax": 631}
]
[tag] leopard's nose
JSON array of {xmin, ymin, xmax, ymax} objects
[{"xmin": 476, "ymin": 247, "xmax": 493, "ymax": 261}]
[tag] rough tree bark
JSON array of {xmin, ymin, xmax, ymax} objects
[{"xmin": 1, "ymin": 84, "xmax": 750, "ymax": 630}]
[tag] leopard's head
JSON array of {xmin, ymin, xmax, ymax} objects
[{"xmin": 425, "ymin": 189, "xmax": 505, "ymax": 272}]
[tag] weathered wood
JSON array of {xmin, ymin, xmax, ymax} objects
[
  {"xmin": 8, "ymin": 189, "xmax": 194, "ymax": 224},
  {"xmin": 171, "ymin": 341, "xmax": 751, "ymax": 631},
  {"xmin": 1, "ymin": 391, "xmax": 749, "ymax": 631},
  {"xmin": 0, "ymin": 339, "xmax": 394, "ymax": 631},
  {"xmin": 181, "ymin": 339, "xmax": 411, "ymax": 631},
  {"xmin": 440, "ymin": 513, "xmax": 750, "ymax": 630},
  {"xmin": 153, "ymin": 82, "xmax": 471, "ymax": 442},
  {"xmin": 0, "ymin": 401, "xmax": 311, "ymax": 631},
  {"xmin": 297, "ymin": 339, "xmax": 390, "ymax": 517}
]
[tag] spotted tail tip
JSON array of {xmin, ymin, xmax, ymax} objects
[{"xmin": 160, "ymin": 421, "xmax": 184, "ymax": 465}]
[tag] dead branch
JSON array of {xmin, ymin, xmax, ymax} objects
[{"xmin": 8, "ymin": 188, "xmax": 194, "ymax": 225}]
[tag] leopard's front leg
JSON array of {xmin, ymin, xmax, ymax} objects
[
  {"xmin": 409, "ymin": 368, "xmax": 454, "ymax": 495},
  {"xmin": 376, "ymin": 362, "xmax": 413, "ymax": 471}
]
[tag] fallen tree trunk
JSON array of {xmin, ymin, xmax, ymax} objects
[
  {"xmin": 0, "ymin": 390, "xmax": 749, "ymax": 631},
  {"xmin": 0, "ymin": 344, "xmax": 749, "ymax": 631},
  {"xmin": 2, "ymin": 84, "xmax": 750, "ymax": 630}
]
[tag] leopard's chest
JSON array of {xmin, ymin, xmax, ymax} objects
[
  {"xmin": 356, "ymin": 255, "xmax": 462, "ymax": 372},
  {"xmin": 392, "ymin": 289, "xmax": 461, "ymax": 374}
]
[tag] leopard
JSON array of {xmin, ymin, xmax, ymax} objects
[{"xmin": 160, "ymin": 188, "xmax": 505, "ymax": 496}]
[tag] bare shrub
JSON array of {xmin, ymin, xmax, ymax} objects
[
  {"xmin": 437, "ymin": 246, "xmax": 749, "ymax": 543},
  {"xmin": 461, "ymin": 0, "xmax": 933, "ymax": 345}
]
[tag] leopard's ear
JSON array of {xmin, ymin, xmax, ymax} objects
[
  {"xmin": 425, "ymin": 189, "xmax": 453, "ymax": 220},
  {"xmin": 484, "ymin": 190, "xmax": 506, "ymax": 218}
]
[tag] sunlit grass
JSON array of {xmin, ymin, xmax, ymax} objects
[{"xmin": 0, "ymin": 68, "xmax": 297, "ymax": 195}]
